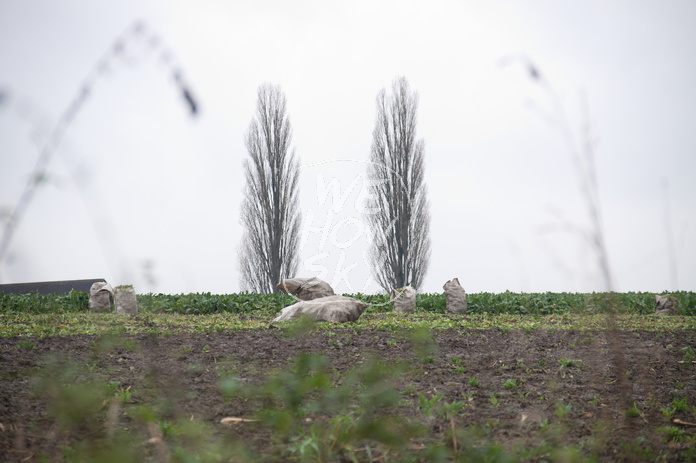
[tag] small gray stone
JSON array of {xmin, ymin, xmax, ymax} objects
[
  {"xmin": 274, "ymin": 295, "xmax": 367, "ymax": 323},
  {"xmin": 391, "ymin": 286, "xmax": 416, "ymax": 313},
  {"xmin": 655, "ymin": 295, "xmax": 679, "ymax": 315},
  {"xmin": 443, "ymin": 278, "xmax": 467, "ymax": 314},
  {"xmin": 277, "ymin": 277, "xmax": 335, "ymax": 301},
  {"xmin": 89, "ymin": 282, "xmax": 114, "ymax": 313},
  {"xmin": 114, "ymin": 285, "xmax": 138, "ymax": 314}
]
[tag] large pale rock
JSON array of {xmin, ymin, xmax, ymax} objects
[
  {"xmin": 114, "ymin": 285, "xmax": 138, "ymax": 314},
  {"xmin": 277, "ymin": 277, "xmax": 335, "ymax": 301},
  {"xmin": 391, "ymin": 286, "xmax": 416, "ymax": 313},
  {"xmin": 273, "ymin": 295, "xmax": 367, "ymax": 323},
  {"xmin": 656, "ymin": 295, "xmax": 680, "ymax": 315},
  {"xmin": 443, "ymin": 278, "xmax": 467, "ymax": 314},
  {"xmin": 89, "ymin": 282, "xmax": 114, "ymax": 313}
]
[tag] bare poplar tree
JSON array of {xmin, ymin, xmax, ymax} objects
[
  {"xmin": 239, "ymin": 84, "xmax": 301, "ymax": 293},
  {"xmin": 367, "ymin": 76, "xmax": 431, "ymax": 292}
]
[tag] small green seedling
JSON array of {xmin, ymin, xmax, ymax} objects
[
  {"xmin": 417, "ymin": 393, "xmax": 442, "ymax": 416},
  {"xmin": 438, "ymin": 401, "xmax": 466, "ymax": 420},
  {"xmin": 116, "ymin": 386, "xmax": 133, "ymax": 404},
  {"xmin": 401, "ymin": 382, "xmax": 416, "ymax": 395},
  {"xmin": 503, "ymin": 379, "xmax": 517, "ymax": 390},
  {"xmin": 672, "ymin": 397, "xmax": 688, "ymax": 413},
  {"xmin": 18, "ymin": 340, "xmax": 36, "ymax": 351},
  {"xmin": 660, "ymin": 407, "xmax": 675, "ymax": 419},
  {"xmin": 558, "ymin": 358, "xmax": 580, "ymax": 369},
  {"xmin": 625, "ymin": 402, "xmax": 641, "ymax": 418},
  {"xmin": 657, "ymin": 426, "xmax": 684, "ymax": 443},
  {"xmin": 555, "ymin": 401, "xmax": 572, "ymax": 419}
]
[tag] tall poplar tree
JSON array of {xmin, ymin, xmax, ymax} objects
[
  {"xmin": 239, "ymin": 84, "xmax": 301, "ymax": 293},
  {"xmin": 367, "ymin": 76, "xmax": 431, "ymax": 291}
]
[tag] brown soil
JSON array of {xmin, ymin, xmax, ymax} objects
[{"xmin": 1, "ymin": 327, "xmax": 695, "ymax": 461}]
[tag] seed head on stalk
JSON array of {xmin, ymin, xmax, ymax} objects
[{"xmin": 0, "ymin": 21, "xmax": 199, "ymax": 281}]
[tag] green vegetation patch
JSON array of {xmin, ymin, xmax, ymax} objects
[
  {"xmin": 3, "ymin": 290, "xmax": 694, "ymax": 316},
  {"xmin": 0, "ymin": 311, "xmax": 694, "ymax": 338},
  {"xmin": 1, "ymin": 290, "xmax": 694, "ymax": 338}
]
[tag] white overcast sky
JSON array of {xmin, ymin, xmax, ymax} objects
[{"xmin": 1, "ymin": 0, "xmax": 694, "ymax": 295}]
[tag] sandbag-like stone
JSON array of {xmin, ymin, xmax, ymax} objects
[
  {"xmin": 277, "ymin": 277, "xmax": 335, "ymax": 301},
  {"xmin": 114, "ymin": 285, "xmax": 138, "ymax": 314},
  {"xmin": 89, "ymin": 282, "xmax": 114, "ymax": 313},
  {"xmin": 443, "ymin": 278, "xmax": 467, "ymax": 314},
  {"xmin": 273, "ymin": 295, "xmax": 367, "ymax": 323},
  {"xmin": 390, "ymin": 286, "xmax": 416, "ymax": 313},
  {"xmin": 656, "ymin": 295, "xmax": 680, "ymax": 315}
]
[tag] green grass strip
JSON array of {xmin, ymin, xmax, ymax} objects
[
  {"xmin": 1, "ymin": 312, "xmax": 693, "ymax": 338},
  {"xmin": 2, "ymin": 290, "xmax": 695, "ymax": 315}
]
